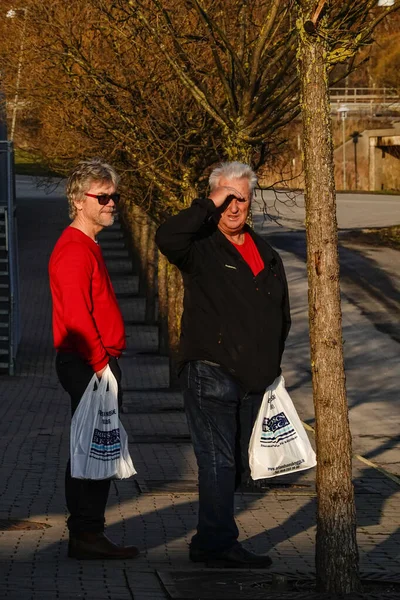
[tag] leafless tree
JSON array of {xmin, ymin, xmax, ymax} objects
[{"xmin": 296, "ymin": 0, "xmax": 399, "ymax": 593}]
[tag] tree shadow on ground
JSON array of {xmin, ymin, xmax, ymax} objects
[{"xmin": 265, "ymin": 229, "xmax": 400, "ymax": 344}]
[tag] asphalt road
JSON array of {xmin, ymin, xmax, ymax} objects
[
  {"xmin": 254, "ymin": 189, "xmax": 400, "ymax": 231},
  {"xmin": 252, "ymin": 189, "xmax": 400, "ymax": 343},
  {"xmin": 252, "ymin": 190, "xmax": 400, "ymax": 473}
]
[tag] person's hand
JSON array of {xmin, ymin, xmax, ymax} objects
[
  {"xmin": 208, "ymin": 186, "xmax": 245, "ymax": 208},
  {"xmin": 96, "ymin": 365, "xmax": 107, "ymax": 380}
]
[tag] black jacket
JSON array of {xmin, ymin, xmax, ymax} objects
[{"xmin": 155, "ymin": 197, "xmax": 291, "ymax": 392}]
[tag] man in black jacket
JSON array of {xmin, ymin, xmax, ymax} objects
[{"xmin": 156, "ymin": 161, "xmax": 290, "ymax": 568}]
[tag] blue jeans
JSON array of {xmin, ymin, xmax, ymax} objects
[{"xmin": 180, "ymin": 360, "xmax": 263, "ymax": 553}]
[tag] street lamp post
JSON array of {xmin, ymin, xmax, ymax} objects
[
  {"xmin": 350, "ymin": 131, "xmax": 362, "ymax": 190},
  {"xmin": 6, "ymin": 8, "xmax": 28, "ymax": 142},
  {"xmin": 337, "ymin": 104, "xmax": 348, "ymax": 190}
]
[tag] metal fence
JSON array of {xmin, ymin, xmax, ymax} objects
[
  {"xmin": 330, "ymin": 87, "xmax": 399, "ymax": 102},
  {"xmin": 0, "ymin": 140, "xmax": 20, "ymax": 375},
  {"xmin": 330, "ymin": 88, "xmax": 400, "ymax": 116}
]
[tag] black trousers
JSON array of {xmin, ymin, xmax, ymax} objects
[{"xmin": 56, "ymin": 353, "xmax": 122, "ymax": 534}]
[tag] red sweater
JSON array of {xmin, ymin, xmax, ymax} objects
[
  {"xmin": 49, "ymin": 227, "xmax": 126, "ymax": 371},
  {"xmin": 231, "ymin": 233, "xmax": 265, "ymax": 276}
]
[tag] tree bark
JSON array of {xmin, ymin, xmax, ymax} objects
[
  {"xmin": 144, "ymin": 219, "xmax": 157, "ymax": 324},
  {"xmin": 224, "ymin": 137, "xmax": 253, "ymax": 164},
  {"xmin": 157, "ymin": 250, "xmax": 169, "ymax": 356},
  {"xmin": 123, "ymin": 202, "xmax": 141, "ymax": 276},
  {"xmin": 166, "ymin": 262, "xmax": 183, "ymax": 389},
  {"xmin": 297, "ymin": 4, "xmax": 361, "ymax": 594},
  {"xmin": 118, "ymin": 200, "xmax": 138, "ymax": 275},
  {"xmin": 138, "ymin": 210, "xmax": 150, "ymax": 297},
  {"xmin": 223, "ymin": 139, "xmax": 254, "ymax": 226}
]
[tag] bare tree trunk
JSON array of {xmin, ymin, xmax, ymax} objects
[
  {"xmin": 297, "ymin": 4, "xmax": 360, "ymax": 594},
  {"xmin": 144, "ymin": 219, "xmax": 157, "ymax": 324},
  {"xmin": 138, "ymin": 210, "xmax": 149, "ymax": 297},
  {"xmin": 224, "ymin": 138, "xmax": 252, "ymax": 164},
  {"xmin": 161, "ymin": 187, "xmax": 193, "ymax": 383},
  {"xmin": 123, "ymin": 202, "xmax": 141, "ymax": 276},
  {"xmin": 166, "ymin": 262, "xmax": 183, "ymax": 389},
  {"xmin": 158, "ymin": 251, "xmax": 169, "ymax": 356},
  {"xmin": 118, "ymin": 200, "xmax": 138, "ymax": 275},
  {"xmin": 224, "ymin": 140, "xmax": 254, "ymax": 226},
  {"xmin": 117, "ymin": 197, "xmax": 130, "ymax": 235},
  {"xmin": 131, "ymin": 204, "xmax": 142, "ymax": 275}
]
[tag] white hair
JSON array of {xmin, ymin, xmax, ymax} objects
[{"xmin": 209, "ymin": 161, "xmax": 258, "ymax": 198}]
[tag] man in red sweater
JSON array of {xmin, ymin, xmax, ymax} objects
[{"xmin": 49, "ymin": 158, "xmax": 139, "ymax": 560}]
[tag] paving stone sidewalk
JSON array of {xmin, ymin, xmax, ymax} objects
[{"xmin": 0, "ymin": 178, "xmax": 399, "ymax": 600}]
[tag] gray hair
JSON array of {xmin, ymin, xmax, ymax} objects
[
  {"xmin": 209, "ymin": 161, "xmax": 257, "ymax": 199},
  {"xmin": 66, "ymin": 158, "xmax": 120, "ymax": 219}
]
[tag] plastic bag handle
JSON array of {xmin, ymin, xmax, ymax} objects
[
  {"xmin": 99, "ymin": 364, "xmax": 119, "ymax": 398},
  {"xmin": 95, "ymin": 367, "xmax": 109, "ymax": 395}
]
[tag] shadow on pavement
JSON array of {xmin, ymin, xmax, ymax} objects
[{"xmin": 1, "ymin": 186, "xmax": 398, "ymax": 599}]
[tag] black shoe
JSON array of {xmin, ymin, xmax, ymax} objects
[
  {"xmin": 190, "ymin": 544, "xmax": 272, "ymax": 568},
  {"xmin": 189, "ymin": 547, "xmax": 210, "ymax": 563},
  {"xmin": 68, "ymin": 532, "xmax": 140, "ymax": 560}
]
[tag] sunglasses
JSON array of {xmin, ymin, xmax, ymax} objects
[{"xmin": 84, "ymin": 192, "xmax": 120, "ymax": 205}]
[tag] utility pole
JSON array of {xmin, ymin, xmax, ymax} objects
[
  {"xmin": 338, "ymin": 104, "xmax": 348, "ymax": 190},
  {"xmin": 6, "ymin": 8, "xmax": 28, "ymax": 142}
]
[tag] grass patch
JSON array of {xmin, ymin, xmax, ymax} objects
[
  {"xmin": 14, "ymin": 149, "xmax": 61, "ymax": 177},
  {"xmin": 340, "ymin": 225, "xmax": 400, "ymax": 250}
]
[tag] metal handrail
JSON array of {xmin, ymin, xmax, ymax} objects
[
  {"xmin": 0, "ymin": 141, "xmax": 20, "ymax": 375},
  {"xmin": 330, "ymin": 87, "xmax": 399, "ymax": 102}
]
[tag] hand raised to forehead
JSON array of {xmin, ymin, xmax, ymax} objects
[{"xmin": 208, "ymin": 185, "xmax": 246, "ymax": 208}]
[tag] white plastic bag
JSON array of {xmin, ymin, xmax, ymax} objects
[
  {"xmin": 249, "ymin": 375, "xmax": 316, "ymax": 479},
  {"xmin": 70, "ymin": 364, "xmax": 136, "ymax": 480}
]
